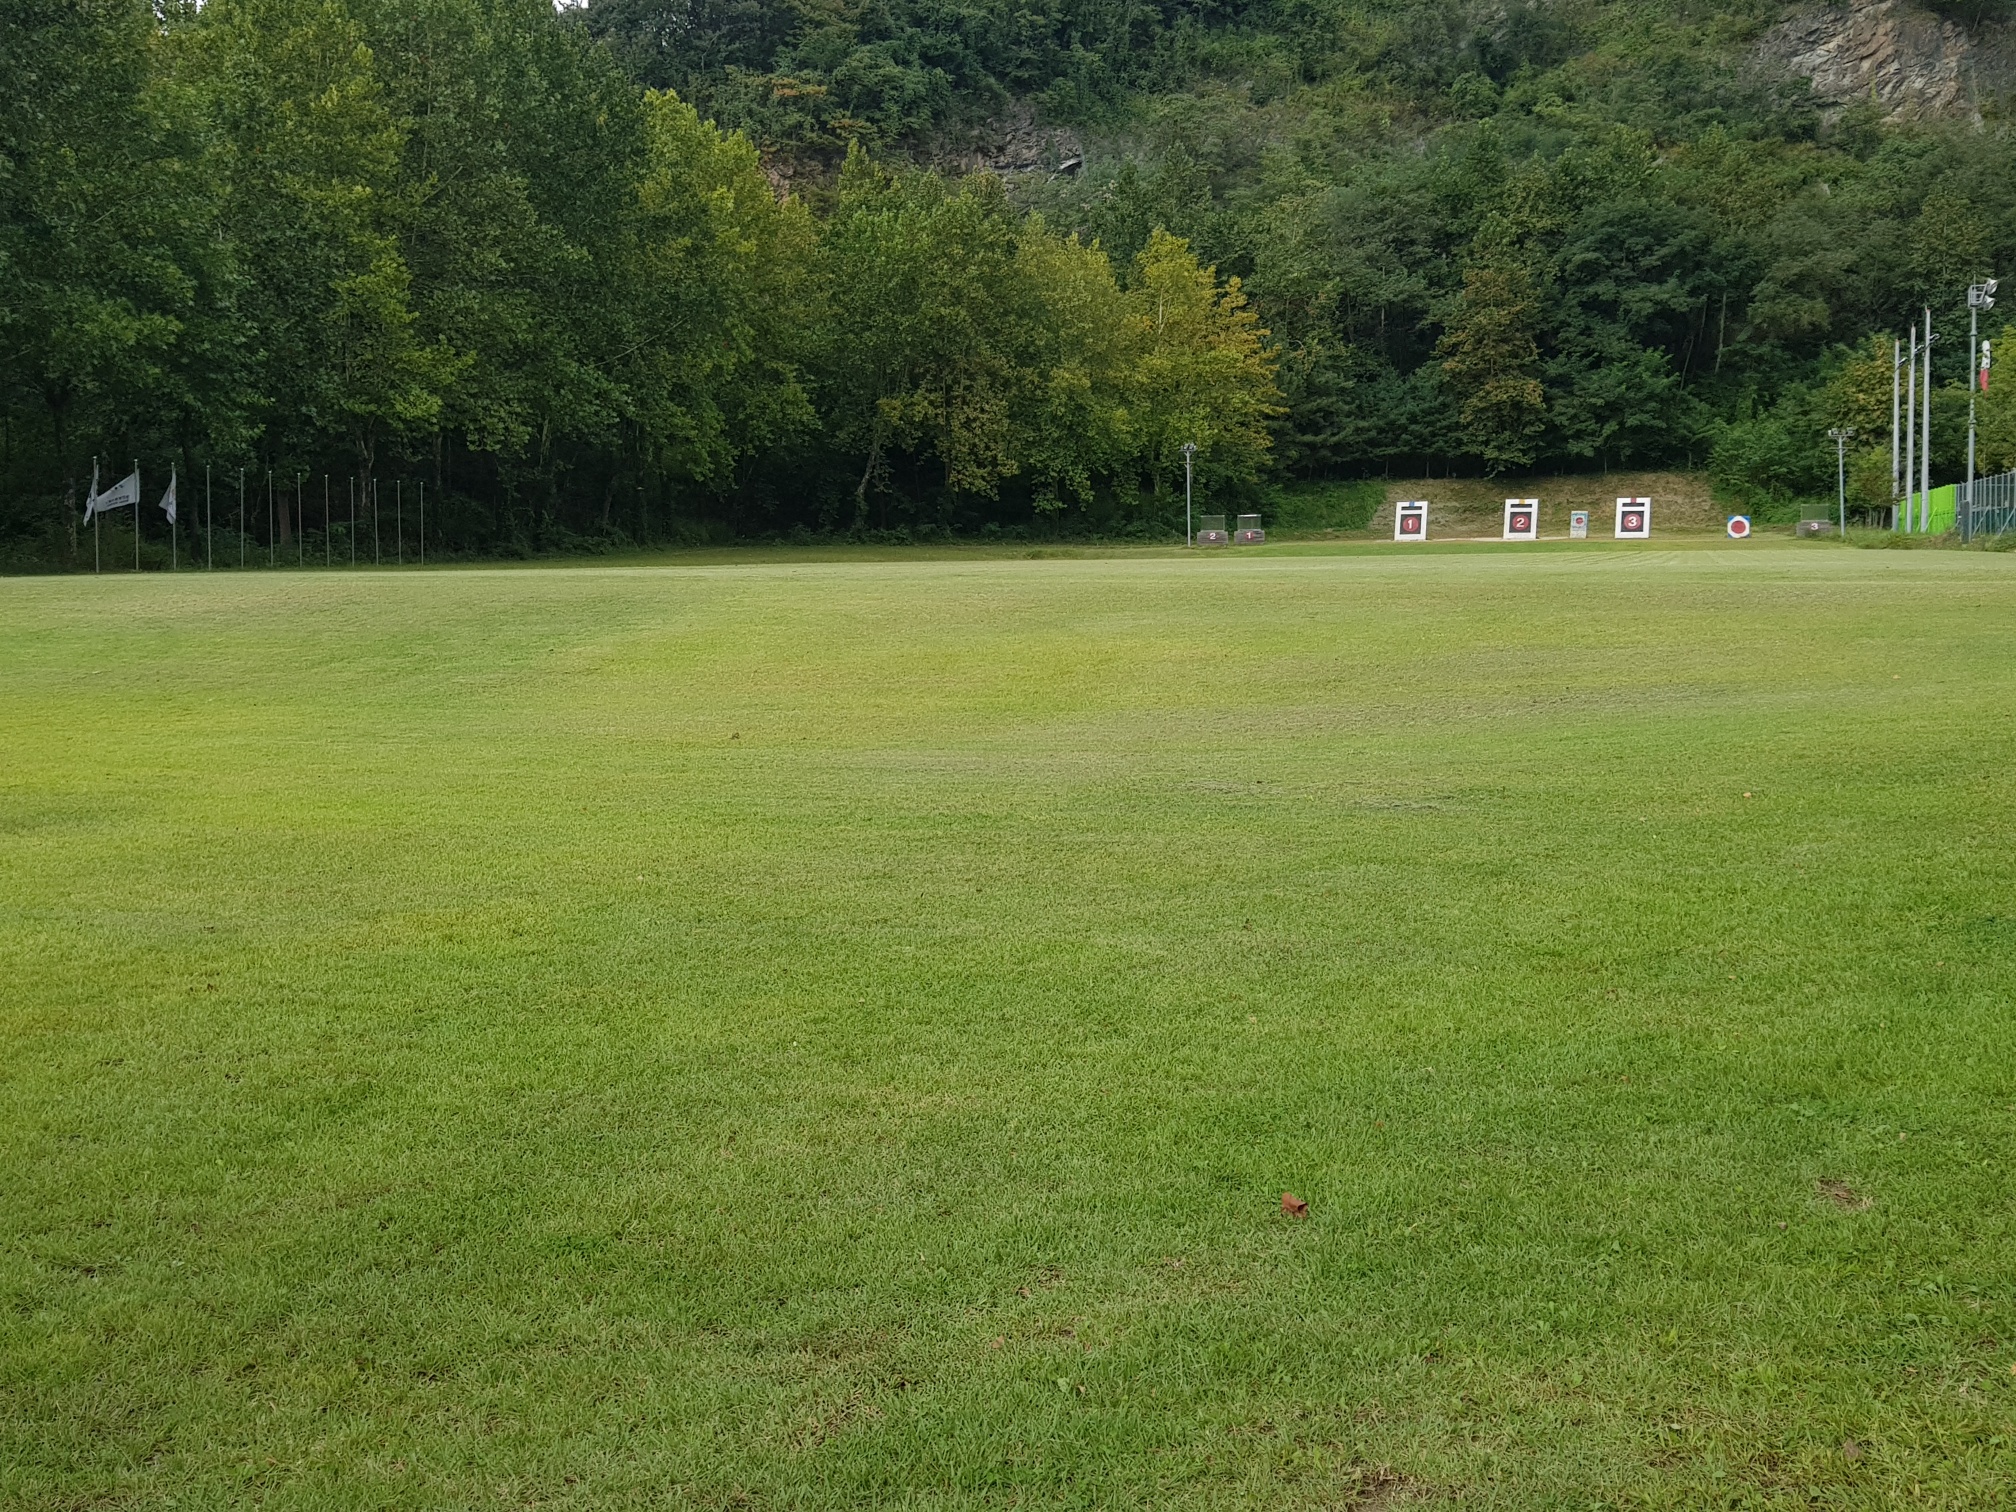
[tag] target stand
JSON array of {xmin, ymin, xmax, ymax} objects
[
  {"xmin": 1503, "ymin": 499, "xmax": 1539, "ymax": 541},
  {"xmin": 1569, "ymin": 510, "xmax": 1590, "ymax": 539},
  {"xmin": 1615, "ymin": 497, "xmax": 1651, "ymax": 539},
  {"xmin": 1195, "ymin": 513, "xmax": 1229, "ymax": 546},
  {"xmin": 1394, "ymin": 501, "xmax": 1428, "ymax": 542}
]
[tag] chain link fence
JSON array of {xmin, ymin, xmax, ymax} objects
[{"xmin": 1961, "ymin": 470, "xmax": 2016, "ymax": 541}]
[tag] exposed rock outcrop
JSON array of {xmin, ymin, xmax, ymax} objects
[{"xmin": 1761, "ymin": 0, "xmax": 2007, "ymax": 124}]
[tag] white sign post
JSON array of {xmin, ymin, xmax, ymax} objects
[
  {"xmin": 1394, "ymin": 501, "xmax": 1428, "ymax": 541},
  {"xmin": 1615, "ymin": 497, "xmax": 1651, "ymax": 539},
  {"xmin": 1503, "ymin": 499, "xmax": 1538, "ymax": 541}
]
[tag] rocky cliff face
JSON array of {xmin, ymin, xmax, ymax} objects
[{"xmin": 1762, "ymin": 0, "xmax": 2009, "ymax": 124}]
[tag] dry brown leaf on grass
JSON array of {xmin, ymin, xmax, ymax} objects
[{"xmin": 1282, "ymin": 1192, "xmax": 1309, "ymax": 1218}]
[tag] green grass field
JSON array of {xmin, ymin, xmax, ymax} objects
[{"xmin": 5, "ymin": 541, "xmax": 2015, "ymax": 1510}]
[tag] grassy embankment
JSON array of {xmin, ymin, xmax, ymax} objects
[{"xmin": 3, "ymin": 542, "xmax": 2014, "ymax": 1508}]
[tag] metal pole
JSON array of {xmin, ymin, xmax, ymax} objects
[
  {"xmin": 373, "ymin": 477, "xmax": 380, "ymax": 566},
  {"xmin": 1967, "ymin": 280, "xmax": 1997, "ymax": 544},
  {"xmin": 349, "ymin": 476, "xmax": 356, "ymax": 566},
  {"xmin": 206, "ymin": 463, "xmax": 212, "ymax": 568},
  {"xmin": 1923, "ymin": 306, "xmax": 1934, "ymax": 533},
  {"xmin": 324, "ymin": 475, "xmax": 331, "ymax": 565},
  {"xmin": 419, "ymin": 480, "xmax": 425, "ymax": 565},
  {"xmin": 238, "ymin": 469, "xmax": 245, "ymax": 567},
  {"xmin": 397, "ymin": 479, "xmax": 403, "ymax": 566},
  {"xmin": 1830, "ymin": 428, "xmax": 1854, "ymax": 539},
  {"xmin": 266, "ymin": 469, "xmax": 274, "ymax": 567},
  {"xmin": 134, "ymin": 459, "xmax": 141, "ymax": 571},
  {"xmin": 1904, "ymin": 324, "xmax": 1916, "ymax": 532},
  {"xmin": 93, "ymin": 455, "xmax": 100, "ymax": 574},
  {"xmin": 1181, "ymin": 441, "xmax": 1196, "ymax": 546}
]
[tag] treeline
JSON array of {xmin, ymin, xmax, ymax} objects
[
  {"xmin": 592, "ymin": 0, "xmax": 2016, "ymax": 513},
  {"xmin": 11, "ymin": 1, "xmax": 2016, "ymax": 570},
  {"xmin": 0, "ymin": 0, "xmax": 1278, "ymax": 568}
]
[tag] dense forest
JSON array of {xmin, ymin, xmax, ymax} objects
[{"xmin": 7, "ymin": 0, "xmax": 2016, "ymax": 567}]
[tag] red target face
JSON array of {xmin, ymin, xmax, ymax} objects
[
  {"xmin": 1727, "ymin": 516, "xmax": 1751, "ymax": 538},
  {"xmin": 1399, "ymin": 514, "xmax": 1423, "ymax": 535},
  {"xmin": 1622, "ymin": 511, "xmax": 1645, "ymax": 533},
  {"xmin": 1510, "ymin": 511, "xmax": 1533, "ymax": 533}
]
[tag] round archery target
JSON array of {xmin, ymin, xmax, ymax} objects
[{"xmin": 1727, "ymin": 515, "xmax": 1751, "ymax": 539}]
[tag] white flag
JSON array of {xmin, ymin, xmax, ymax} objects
[
  {"xmin": 159, "ymin": 466, "xmax": 177, "ymax": 524},
  {"xmin": 84, "ymin": 467, "xmax": 139, "ymax": 522}
]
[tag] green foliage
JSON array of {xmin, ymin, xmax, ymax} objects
[{"xmin": 10, "ymin": 0, "xmax": 2016, "ymax": 562}]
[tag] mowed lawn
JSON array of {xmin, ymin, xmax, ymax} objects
[{"xmin": 3, "ymin": 542, "xmax": 2014, "ymax": 1510}]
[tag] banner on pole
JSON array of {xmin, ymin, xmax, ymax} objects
[
  {"xmin": 84, "ymin": 468, "xmax": 140, "ymax": 522},
  {"xmin": 159, "ymin": 466, "xmax": 177, "ymax": 524}
]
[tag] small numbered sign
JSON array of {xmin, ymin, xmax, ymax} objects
[
  {"xmin": 1394, "ymin": 501, "xmax": 1428, "ymax": 541},
  {"xmin": 1569, "ymin": 510, "xmax": 1589, "ymax": 539},
  {"xmin": 1727, "ymin": 515, "xmax": 1751, "ymax": 539},
  {"xmin": 1615, "ymin": 497, "xmax": 1651, "ymax": 539},
  {"xmin": 1503, "ymin": 499, "xmax": 1538, "ymax": 541}
]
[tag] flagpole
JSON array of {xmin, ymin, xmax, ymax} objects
[
  {"xmin": 92, "ymin": 456, "xmax": 100, "ymax": 574},
  {"xmin": 267, "ymin": 469, "xmax": 274, "ymax": 567},
  {"xmin": 297, "ymin": 474, "xmax": 305, "ymax": 566},
  {"xmin": 397, "ymin": 479, "xmax": 403, "ymax": 566},
  {"xmin": 324, "ymin": 475, "xmax": 331, "ymax": 566},
  {"xmin": 373, "ymin": 477, "xmax": 380, "ymax": 566},
  {"xmin": 134, "ymin": 459, "xmax": 141, "ymax": 572},
  {"xmin": 349, "ymin": 475, "xmax": 357, "ymax": 566},
  {"xmin": 238, "ymin": 469, "xmax": 245, "ymax": 567},
  {"xmin": 418, "ymin": 479, "xmax": 425, "ymax": 566},
  {"xmin": 206, "ymin": 464, "xmax": 212, "ymax": 569},
  {"xmin": 171, "ymin": 466, "xmax": 177, "ymax": 570}
]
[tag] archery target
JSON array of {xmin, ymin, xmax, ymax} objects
[{"xmin": 1615, "ymin": 498, "xmax": 1651, "ymax": 539}]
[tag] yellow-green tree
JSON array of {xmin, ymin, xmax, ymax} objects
[{"xmin": 1125, "ymin": 230, "xmax": 1283, "ymax": 496}]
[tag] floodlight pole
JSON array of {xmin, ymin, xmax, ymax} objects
[
  {"xmin": 1182, "ymin": 441, "xmax": 1197, "ymax": 547},
  {"xmin": 1922, "ymin": 307, "xmax": 1934, "ymax": 534},
  {"xmin": 1967, "ymin": 279, "xmax": 1997, "ymax": 543},
  {"xmin": 1829, "ymin": 428, "xmax": 1855, "ymax": 539},
  {"xmin": 1904, "ymin": 324, "xmax": 1917, "ymax": 532}
]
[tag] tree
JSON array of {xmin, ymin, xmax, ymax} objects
[
  {"xmin": 1437, "ymin": 262, "xmax": 1546, "ymax": 473},
  {"xmin": 1125, "ymin": 230, "xmax": 1284, "ymax": 499}
]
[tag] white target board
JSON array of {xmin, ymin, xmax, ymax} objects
[
  {"xmin": 1615, "ymin": 497, "xmax": 1651, "ymax": 539},
  {"xmin": 1394, "ymin": 501, "xmax": 1428, "ymax": 541},
  {"xmin": 1503, "ymin": 499, "xmax": 1538, "ymax": 541},
  {"xmin": 1569, "ymin": 510, "xmax": 1589, "ymax": 539}
]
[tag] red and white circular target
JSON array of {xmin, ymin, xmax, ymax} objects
[{"xmin": 1727, "ymin": 516, "xmax": 1751, "ymax": 539}]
